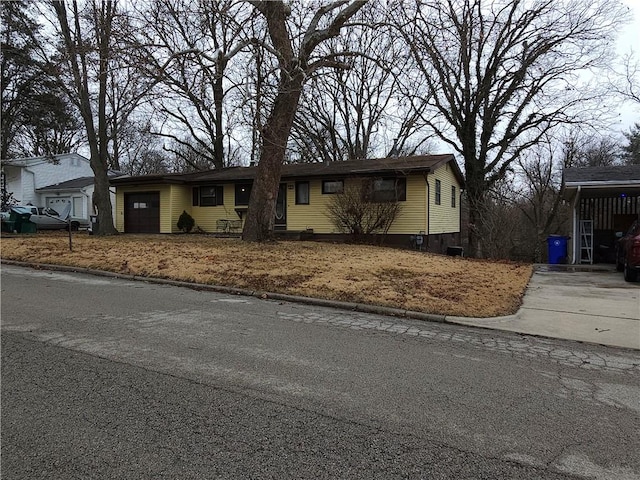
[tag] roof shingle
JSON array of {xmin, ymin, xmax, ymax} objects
[
  {"xmin": 564, "ymin": 165, "xmax": 640, "ymax": 184},
  {"xmin": 112, "ymin": 155, "xmax": 464, "ymax": 187}
]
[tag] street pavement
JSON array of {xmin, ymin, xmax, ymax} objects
[
  {"xmin": 2, "ymin": 264, "xmax": 639, "ymax": 479},
  {"xmin": 2, "ymin": 259, "xmax": 638, "ymax": 350}
]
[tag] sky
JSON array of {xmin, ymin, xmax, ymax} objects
[{"xmin": 614, "ymin": 0, "xmax": 640, "ymax": 133}]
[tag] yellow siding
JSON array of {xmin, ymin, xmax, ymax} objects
[
  {"xmin": 390, "ymin": 175, "xmax": 427, "ymax": 234},
  {"xmin": 428, "ymin": 163, "xmax": 461, "ymax": 234},
  {"xmin": 190, "ymin": 184, "xmax": 241, "ymax": 232},
  {"xmin": 285, "ymin": 180, "xmax": 333, "ymax": 232},
  {"xmin": 286, "ymin": 175, "xmax": 427, "ymax": 234},
  {"xmin": 170, "ymin": 185, "xmax": 192, "ymax": 233},
  {"xmin": 115, "ymin": 164, "xmax": 461, "ymax": 236}
]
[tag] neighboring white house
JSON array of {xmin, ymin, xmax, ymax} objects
[{"xmin": 1, "ymin": 153, "xmax": 118, "ymax": 221}]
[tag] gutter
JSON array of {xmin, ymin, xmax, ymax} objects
[{"xmin": 565, "ymin": 180, "xmax": 640, "ymax": 188}]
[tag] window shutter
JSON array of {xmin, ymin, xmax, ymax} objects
[
  {"xmin": 396, "ymin": 178, "xmax": 407, "ymax": 201},
  {"xmin": 192, "ymin": 187, "xmax": 199, "ymax": 206},
  {"xmin": 216, "ymin": 186, "xmax": 224, "ymax": 205}
]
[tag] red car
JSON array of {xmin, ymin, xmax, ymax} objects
[{"xmin": 616, "ymin": 220, "xmax": 640, "ymax": 282}]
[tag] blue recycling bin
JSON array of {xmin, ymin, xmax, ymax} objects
[{"xmin": 547, "ymin": 235, "xmax": 568, "ymax": 264}]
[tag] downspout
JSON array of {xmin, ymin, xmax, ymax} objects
[
  {"xmin": 24, "ymin": 167, "xmax": 37, "ymax": 205},
  {"xmin": 571, "ymin": 186, "xmax": 581, "ymax": 264},
  {"xmin": 459, "ymin": 188, "xmax": 464, "ymax": 248},
  {"xmin": 424, "ymin": 174, "xmax": 430, "ymax": 249},
  {"xmin": 80, "ymin": 186, "xmax": 91, "ymax": 218}
]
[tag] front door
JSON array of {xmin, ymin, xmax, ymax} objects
[{"xmin": 274, "ymin": 183, "xmax": 286, "ymax": 230}]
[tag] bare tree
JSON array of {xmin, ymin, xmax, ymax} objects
[
  {"xmin": 104, "ymin": 60, "xmax": 155, "ymax": 172},
  {"xmin": 562, "ymin": 132, "xmax": 623, "ymax": 168},
  {"xmin": 515, "ymin": 139, "xmax": 567, "ymax": 262},
  {"xmin": 326, "ymin": 178, "xmax": 402, "ymax": 241},
  {"xmin": 132, "ymin": 0, "xmax": 254, "ymax": 170},
  {"xmin": 116, "ymin": 118, "xmax": 170, "ymax": 175},
  {"xmin": 611, "ymin": 50, "xmax": 640, "ymax": 106},
  {"xmin": 242, "ymin": 0, "xmax": 367, "ymax": 242},
  {"xmin": 49, "ymin": 0, "xmax": 118, "ymax": 234},
  {"xmin": 393, "ymin": 0, "xmax": 624, "ymax": 257},
  {"xmin": 289, "ymin": 4, "xmax": 433, "ymax": 163}
]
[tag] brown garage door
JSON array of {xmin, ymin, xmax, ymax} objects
[{"xmin": 124, "ymin": 192, "xmax": 160, "ymax": 233}]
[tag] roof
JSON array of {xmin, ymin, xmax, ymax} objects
[
  {"xmin": 111, "ymin": 155, "xmax": 465, "ymax": 188},
  {"xmin": 564, "ymin": 165, "xmax": 640, "ymax": 184},
  {"xmin": 37, "ymin": 176, "xmax": 95, "ymax": 191},
  {"xmin": 562, "ymin": 164, "xmax": 640, "ymax": 200},
  {"xmin": 37, "ymin": 171, "xmax": 125, "ymax": 192}
]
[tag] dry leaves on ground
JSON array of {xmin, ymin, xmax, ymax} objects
[{"xmin": 1, "ymin": 232, "xmax": 533, "ymax": 317}]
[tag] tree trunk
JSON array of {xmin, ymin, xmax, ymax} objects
[
  {"xmin": 242, "ymin": 0, "xmax": 366, "ymax": 241},
  {"xmin": 464, "ymin": 160, "xmax": 486, "ymax": 258},
  {"xmin": 213, "ymin": 74, "xmax": 225, "ymax": 169},
  {"xmin": 54, "ymin": 0, "xmax": 117, "ymax": 235},
  {"xmin": 242, "ymin": 74, "xmax": 303, "ymax": 242}
]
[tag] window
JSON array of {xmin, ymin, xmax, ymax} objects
[
  {"xmin": 322, "ymin": 180, "xmax": 344, "ymax": 194},
  {"xmin": 435, "ymin": 179, "xmax": 441, "ymax": 205},
  {"xmin": 235, "ymin": 183, "xmax": 252, "ymax": 205},
  {"xmin": 368, "ymin": 177, "xmax": 407, "ymax": 202},
  {"xmin": 296, "ymin": 181, "xmax": 310, "ymax": 204},
  {"xmin": 451, "ymin": 186, "xmax": 456, "ymax": 208},
  {"xmin": 193, "ymin": 186, "xmax": 224, "ymax": 206}
]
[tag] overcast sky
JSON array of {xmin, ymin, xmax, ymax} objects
[{"xmin": 614, "ymin": 0, "xmax": 640, "ymax": 133}]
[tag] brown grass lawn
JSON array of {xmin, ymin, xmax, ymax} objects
[{"xmin": 0, "ymin": 232, "xmax": 533, "ymax": 317}]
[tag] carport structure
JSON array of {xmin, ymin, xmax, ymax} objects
[{"xmin": 563, "ymin": 165, "xmax": 640, "ymax": 264}]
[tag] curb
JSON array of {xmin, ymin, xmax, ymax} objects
[
  {"xmin": 3, "ymin": 259, "xmax": 636, "ymax": 351},
  {"xmin": 1, "ymin": 259, "xmax": 447, "ymax": 324}
]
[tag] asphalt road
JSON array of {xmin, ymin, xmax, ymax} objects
[{"xmin": 2, "ymin": 264, "xmax": 639, "ymax": 479}]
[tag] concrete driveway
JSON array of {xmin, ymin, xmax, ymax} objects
[{"xmin": 451, "ymin": 266, "xmax": 640, "ymax": 350}]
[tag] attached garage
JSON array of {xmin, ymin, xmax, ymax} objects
[{"xmin": 124, "ymin": 192, "xmax": 160, "ymax": 233}]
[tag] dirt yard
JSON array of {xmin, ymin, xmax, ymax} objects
[{"xmin": 0, "ymin": 232, "xmax": 533, "ymax": 317}]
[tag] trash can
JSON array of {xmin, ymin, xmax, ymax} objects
[
  {"xmin": 10, "ymin": 209, "xmax": 36, "ymax": 234},
  {"xmin": 1, "ymin": 219, "xmax": 15, "ymax": 232},
  {"xmin": 19, "ymin": 219, "xmax": 37, "ymax": 233},
  {"xmin": 547, "ymin": 235, "xmax": 568, "ymax": 264},
  {"xmin": 89, "ymin": 214, "xmax": 98, "ymax": 235}
]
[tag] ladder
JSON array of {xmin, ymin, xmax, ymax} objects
[{"xmin": 579, "ymin": 220, "xmax": 593, "ymax": 264}]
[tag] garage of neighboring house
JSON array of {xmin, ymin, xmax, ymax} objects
[
  {"xmin": 563, "ymin": 165, "xmax": 640, "ymax": 264},
  {"xmin": 124, "ymin": 192, "xmax": 160, "ymax": 233}
]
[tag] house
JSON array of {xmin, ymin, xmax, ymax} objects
[
  {"xmin": 563, "ymin": 165, "xmax": 640, "ymax": 264},
  {"xmin": 110, "ymin": 155, "xmax": 465, "ymax": 251},
  {"xmin": 1, "ymin": 153, "xmax": 120, "ymax": 221},
  {"xmin": 2, "ymin": 153, "xmax": 93, "ymax": 217}
]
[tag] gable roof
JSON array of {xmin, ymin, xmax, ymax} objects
[{"xmin": 111, "ymin": 155, "xmax": 465, "ymax": 188}]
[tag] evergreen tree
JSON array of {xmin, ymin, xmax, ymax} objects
[{"xmin": 622, "ymin": 123, "xmax": 640, "ymax": 165}]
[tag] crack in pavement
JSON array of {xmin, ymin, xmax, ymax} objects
[{"xmin": 276, "ymin": 310, "xmax": 640, "ymax": 375}]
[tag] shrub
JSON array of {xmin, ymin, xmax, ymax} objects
[
  {"xmin": 177, "ymin": 210, "xmax": 195, "ymax": 233},
  {"xmin": 326, "ymin": 179, "xmax": 402, "ymax": 241}
]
